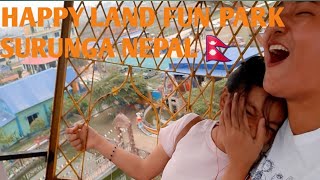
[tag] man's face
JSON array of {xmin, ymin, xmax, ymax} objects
[{"xmin": 263, "ymin": 2, "xmax": 320, "ymax": 100}]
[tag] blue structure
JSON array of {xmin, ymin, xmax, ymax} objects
[
  {"xmin": 168, "ymin": 47, "xmax": 263, "ymax": 77},
  {"xmin": 0, "ymin": 65, "xmax": 10, "ymax": 73},
  {"xmin": 0, "ymin": 67, "xmax": 76, "ymax": 146},
  {"xmin": 151, "ymin": 90, "xmax": 162, "ymax": 101}
]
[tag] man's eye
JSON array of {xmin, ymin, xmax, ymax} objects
[{"xmin": 296, "ymin": 11, "xmax": 314, "ymax": 16}]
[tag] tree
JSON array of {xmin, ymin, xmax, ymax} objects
[
  {"xmin": 184, "ymin": 78, "xmax": 226, "ymax": 117},
  {"xmin": 0, "ymin": 128, "xmax": 15, "ymax": 145},
  {"xmin": 63, "ymin": 94, "xmax": 89, "ymax": 117},
  {"xmin": 92, "ymin": 73, "xmax": 148, "ymax": 112},
  {"xmin": 30, "ymin": 117, "xmax": 46, "ymax": 133}
]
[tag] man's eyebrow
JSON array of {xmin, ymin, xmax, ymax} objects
[
  {"xmin": 296, "ymin": 1, "xmax": 320, "ymax": 5},
  {"xmin": 297, "ymin": 1, "xmax": 316, "ymax": 3},
  {"xmin": 276, "ymin": 1, "xmax": 320, "ymax": 7}
]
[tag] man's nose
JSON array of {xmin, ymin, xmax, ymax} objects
[
  {"xmin": 266, "ymin": 24, "xmax": 287, "ymax": 37},
  {"xmin": 263, "ymin": 12, "xmax": 289, "ymax": 44},
  {"xmin": 265, "ymin": 2, "xmax": 292, "ymax": 37}
]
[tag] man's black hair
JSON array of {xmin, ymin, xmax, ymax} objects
[{"xmin": 226, "ymin": 56, "xmax": 265, "ymax": 94}]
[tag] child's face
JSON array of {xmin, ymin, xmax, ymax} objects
[
  {"xmin": 245, "ymin": 86, "xmax": 286, "ymax": 145},
  {"xmin": 263, "ymin": 2, "xmax": 320, "ymax": 98}
]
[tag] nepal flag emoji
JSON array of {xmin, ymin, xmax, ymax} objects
[{"xmin": 206, "ymin": 35, "xmax": 231, "ymax": 62}]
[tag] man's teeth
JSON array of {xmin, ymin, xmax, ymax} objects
[{"xmin": 269, "ymin": 45, "xmax": 288, "ymax": 52}]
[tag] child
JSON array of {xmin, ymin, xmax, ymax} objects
[{"xmin": 66, "ymin": 56, "xmax": 287, "ymax": 180}]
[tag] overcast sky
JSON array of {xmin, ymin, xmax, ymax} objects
[{"xmin": 0, "ymin": 1, "xmax": 99, "ymax": 27}]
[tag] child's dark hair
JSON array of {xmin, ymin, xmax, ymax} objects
[
  {"xmin": 226, "ymin": 55, "xmax": 288, "ymax": 123},
  {"xmin": 226, "ymin": 56, "xmax": 265, "ymax": 95}
]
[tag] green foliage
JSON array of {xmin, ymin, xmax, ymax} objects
[
  {"xmin": 92, "ymin": 73, "xmax": 148, "ymax": 111},
  {"xmin": 30, "ymin": 117, "xmax": 46, "ymax": 133},
  {"xmin": 185, "ymin": 78, "xmax": 226, "ymax": 117},
  {"xmin": 63, "ymin": 94, "xmax": 89, "ymax": 116},
  {"xmin": 0, "ymin": 128, "xmax": 15, "ymax": 145}
]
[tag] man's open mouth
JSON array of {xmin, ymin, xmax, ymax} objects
[{"xmin": 269, "ymin": 45, "xmax": 290, "ymax": 64}]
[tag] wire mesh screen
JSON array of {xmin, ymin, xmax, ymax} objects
[{"xmin": 49, "ymin": 1, "xmax": 277, "ymax": 179}]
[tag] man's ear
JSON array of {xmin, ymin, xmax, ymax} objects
[{"xmin": 219, "ymin": 87, "xmax": 228, "ymax": 110}]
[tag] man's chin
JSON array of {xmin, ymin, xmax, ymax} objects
[{"xmin": 263, "ymin": 79, "xmax": 283, "ymax": 98}]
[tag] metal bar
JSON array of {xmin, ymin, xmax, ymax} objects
[
  {"xmin": 46, "ymin": 1, "xmax": 74, "ymax": 179},
  {"xmin": 0, "ymin": 150, "xmax": 47, "ymax": 161}
]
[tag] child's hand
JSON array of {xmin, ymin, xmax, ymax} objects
[
  {"xmin": 65, "ymin": 123, "xmax": 100, "ymax": 151},
  {"xmin": 220, "ymin": 93, "xmax": 266, "ymax": 176}
]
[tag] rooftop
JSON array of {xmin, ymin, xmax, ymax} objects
[
  {"xmin": 21, "ymin": 56, "xmax": 57, "ymax": 65},
  {"xmin": 169, "ymin": 47, "xmax": 263, "ymax": 77},
  {"xmin": 0, "ymin": 67, "xmax": 76, "ymax": 116},
  {"xmin": 0, "ymin": 109, "xmax": 16, "ymax": 127}
]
